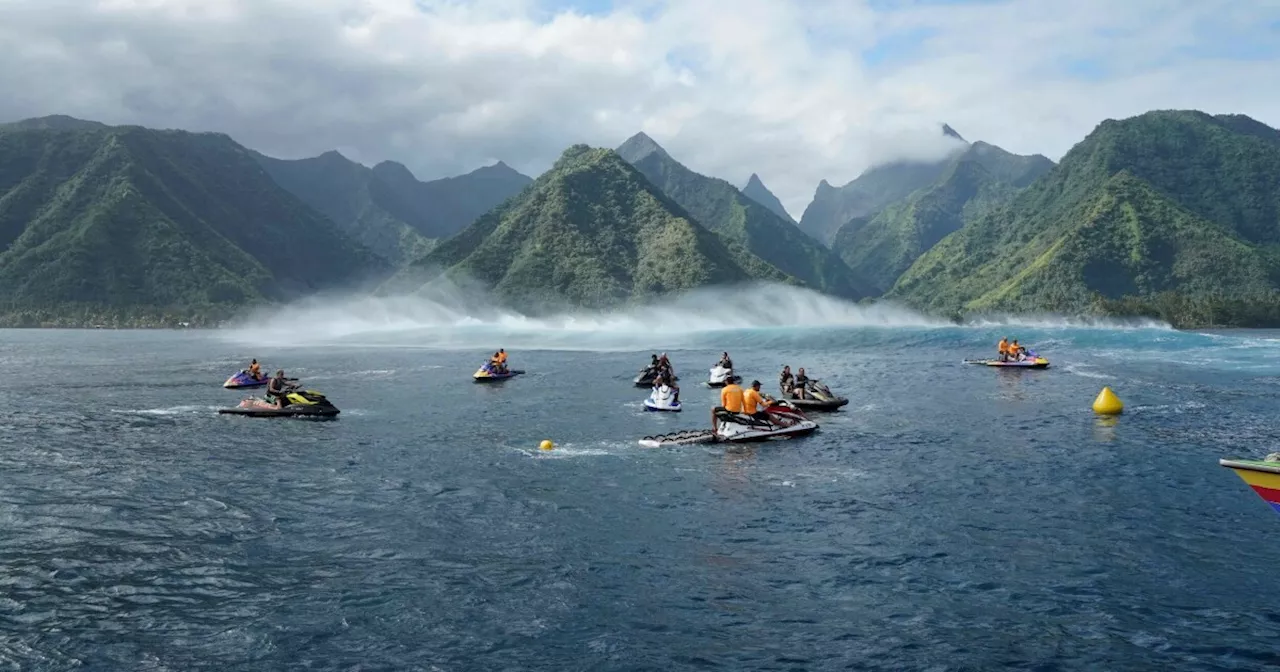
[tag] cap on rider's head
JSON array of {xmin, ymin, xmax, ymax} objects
[{"xmin": 751, "ymin": 380, "xmax": 761, "ymax": 387}]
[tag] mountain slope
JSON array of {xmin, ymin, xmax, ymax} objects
[
  {"xmin": 374, "ymin": 160, "xmax": 533, "ymax": 240},
  {"xmin": 888, "ymin": 110, "xmax": 1280, "ymax": 326},
  {"xmin": 798, "ymin": 125, "xmax": 973, "ymax": 245},
  {"xmin": 741, "ymin": 173, "xmax": 795, "ymax": 223},
  {"xmin": 616, "ymin": 133, "xmax": 872, "ymax": 300},
  {"xmin": 254, "ymin": 150, "xmax": 436, "ymax": 264},
  {"xmin": 391, "ymin": 145, "xmax": 770, "ymax": 308},
  {"xmin": 255, "ymin": 152, "xmax": 532, "ymax": 263},
  {"xmin": 0, "ymin": 123, "xmax": 384, "ymax": 321},
  {"xmin": 831, "ymin": 141, "xmax": 1054, "ymax": 292}
]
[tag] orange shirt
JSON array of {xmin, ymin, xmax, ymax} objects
[
  {"xmin": 743, "ymin": 388, "xmax": 766, "ymax": 414},
  {"xmin": 720, "ymin": 384, "xmax": 744, "ymax": 413}
]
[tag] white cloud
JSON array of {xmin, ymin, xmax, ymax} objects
[{"xmin": 1, "ymin": 0, "xmax": 1278, "ymax": 217}]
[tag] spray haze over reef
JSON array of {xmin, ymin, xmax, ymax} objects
[{"xmin": 222, "ymin": 281, "xmax": 1174, "ymax": 350}]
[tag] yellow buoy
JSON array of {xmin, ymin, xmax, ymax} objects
[
  {"xmin": 1092, "ymin": 387, "xmax": 1124, "ymax": 415},
  {"xmin": 538, "ymin": 439, "xmax": 554, "ymax": 451}
]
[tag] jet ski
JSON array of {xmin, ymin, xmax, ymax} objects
[
  {"xmin": 782, "ymin": 379, "xmax": 849, "ymax": 411},
  {"xmin": 965, "ymin": 350, "xmax": 1050, "ymax": 369},
  {"xmin": 473, "ymin": 362, "xmax": 525, "ymax": 382},
  {"xmin": 643, "ymin": 384, "xmax": 682, "ymax": 412},
  {"xmin": 218, "ymin": 389, "xmax": 340, "ymax": 419},
  {"xmin": 713, "ymin": 402, "xmax": 818, "ymax": 443},
  {"xmin": 638, "ymin": 402, "xmax": 818, "ymax": 447},
  {"xmin": 222, "ymin": 370, "xmax": 291, "ymax": 389},
  {"xmin": 708, "ymin": 364, "xmax": 733, "ymax": 387}
]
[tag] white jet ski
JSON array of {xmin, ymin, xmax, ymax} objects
[
  {"xmin": 638, "ymin": 402, "xmax": 818, "ymax": 447},
  {"xmin": 713, "ymin": 402, "xmax": 819, "ymax": 442},
  {"xmin": 643, "ymin": 384, "xmax": 682, "ymax": 412},
  {"xmin": 708, "ymin": 365, "xmax": 733, "ymax": 387}
]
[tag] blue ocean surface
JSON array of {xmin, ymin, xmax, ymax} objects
[{"xmin": 2, "ymin": 287, "xmax": 1279, "ymax": 670}]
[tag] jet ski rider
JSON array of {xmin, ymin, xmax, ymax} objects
[
  {"xmin": 711, "ymin": 375, "xmax": 745, "ymax": 432},
  {"xmin": 267, "ymin": 369, "xmax": 295, "ymax": 408},
  {"xmin": 489, "ymin": 349, "xmax": 508, "ymax": 374},
  {"xmin": 998, "ymin": 337, "xmax": 1010, "ymax": 362},
  {"xmin": 779, "ymin": 365, "xmax": 794, "ymax": 396},
  {"xmin": 791, "ymin": 367, "xmax": 810, "ymax": 400},
  {"xmin": 718, "ymin": 352, "xmax": 733, "ymax": 370},
  {"xmin": 744, "ymin": 380, "xmax": 771, "ymax": 422},
  {"xmin": 249, "ymin": 359, "xmax": 262, "ymax": 380},
  {"xmin": 655, "ymin": 370, "xmax": 679, "ymax": 401}
]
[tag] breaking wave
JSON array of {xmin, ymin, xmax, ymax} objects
[{"xmin": 218, "ymin": 281, "xmax": 1176, "ymax": 350}]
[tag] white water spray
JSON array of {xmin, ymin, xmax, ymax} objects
[{"xmin": 218, "ymin": 281, "xmax": 1176, "ymax": 350}]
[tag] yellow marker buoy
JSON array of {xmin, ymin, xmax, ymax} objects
[
  {"xmin": 539, "ymin": 439, "xmax": 554, "ymax": 451},
  {"xmin": 1092, "ymin": 387, "xmax": 1124, "ymax": 415}
]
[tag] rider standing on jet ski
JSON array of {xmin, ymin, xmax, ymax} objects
[
  {"xmin": 718, "ymin": 352, "xmax": 733, "ymax": 370},
  {"xmin": 267, "ymin": 369, "xmax": 295, "ymax": 408},
  {"xmin": 249, "ymin": 359, "xmax": 262, "ymax": 380},
  {"xmin": 711, "ymin": 375, "xmax": 745, "ymax": 431}
]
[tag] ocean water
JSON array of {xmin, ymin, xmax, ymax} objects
[{"xmin": 2, "ymin": 287, "xmax": 1280, "ymax": 670}]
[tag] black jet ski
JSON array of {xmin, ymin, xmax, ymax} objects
[
  {"xmin": 781, "ymin": 379, "xmax": 849, "ymax": 411},
  {"xmin": 634, "ymin": 365, "xmax": 678, "ymax": 387},
  {"xmin": 219, "ymin": 389, "xmax": 340, "ymax": 419}
]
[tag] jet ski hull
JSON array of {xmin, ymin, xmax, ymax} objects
[
  {"xmin": 642, "ymin": 385, "xmax": 682, "ymax": 412},
  {"xmin": 474, "ymin": 368, "xmax": 525, "ymax": 382},
  {"xmin": 966, "ymin": 358, "xmax": 1050, "ymax": 369},
  {"xmin": 222, "ymin": 371, "xmax": 294, "ymax": 389},
  {"xmin": 219, "ymin": 392, "xmax": 340, "ymax": 419},
  {"xmin": 707, "ymin": 365, "xmax": 733, "ymax": 388},
  {"xmin": 634, "ymin": 369, "xmax": 678, "ymax": 387},
  {"xmin": 640, "ymin": 404, "xmax": 818, "ymax": 446},
  {"xmin": 715, "ymin": 403, "xmax": 817, "ymax": 442},
  {"xmin": 785, "ymin": 396, "xmax": 849, "ymax": 411}
]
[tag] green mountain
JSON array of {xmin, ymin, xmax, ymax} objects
[
  {"xmin": 741, "ymin": 173, "xmax": 795, "ymax": 223},
  {"xmin": 832, "ymin": 141, "xmax": 1054, "ymax": 292},
  {"xmin": 0, "ymin": 120, "xmax": 385, "ymax": 325},
  {"xmin": 371, "ymin": 160, "xmax": 533, "ymax": 239},
  {"xmin": 616, "ymin": 132, "xmax": 872, "ymax": 300},
  {"xmin": 0, "ymin": 114, "xmax": 108, "ymax": 132},
  {"xmin": 797, "ymin": 124, "xmax": 971, "ymax": 246},
  {"xmin": 254, "ymin": 151, "xmax": 531, "ymax": 264},
  {"xmin": 391, "ymin": 145, "xmax": 775, "ymax": 308},
  {"xmin": 888, "ymin": 110, "xmax": 1280, "ymax": 327}
]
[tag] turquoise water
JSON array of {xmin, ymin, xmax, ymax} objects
[{"xmin": 2, "ymin": 288, "xmax": 1278, "ymax": 670}]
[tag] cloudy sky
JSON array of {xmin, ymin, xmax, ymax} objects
[{"xmin": 2, "ymin": 0, "xmax": 1278, "ymax": 217}]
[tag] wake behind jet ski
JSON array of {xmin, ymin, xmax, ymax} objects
[{"xmin": 219, "ymin": 388, "xmax": 340, "ymax": 419}]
